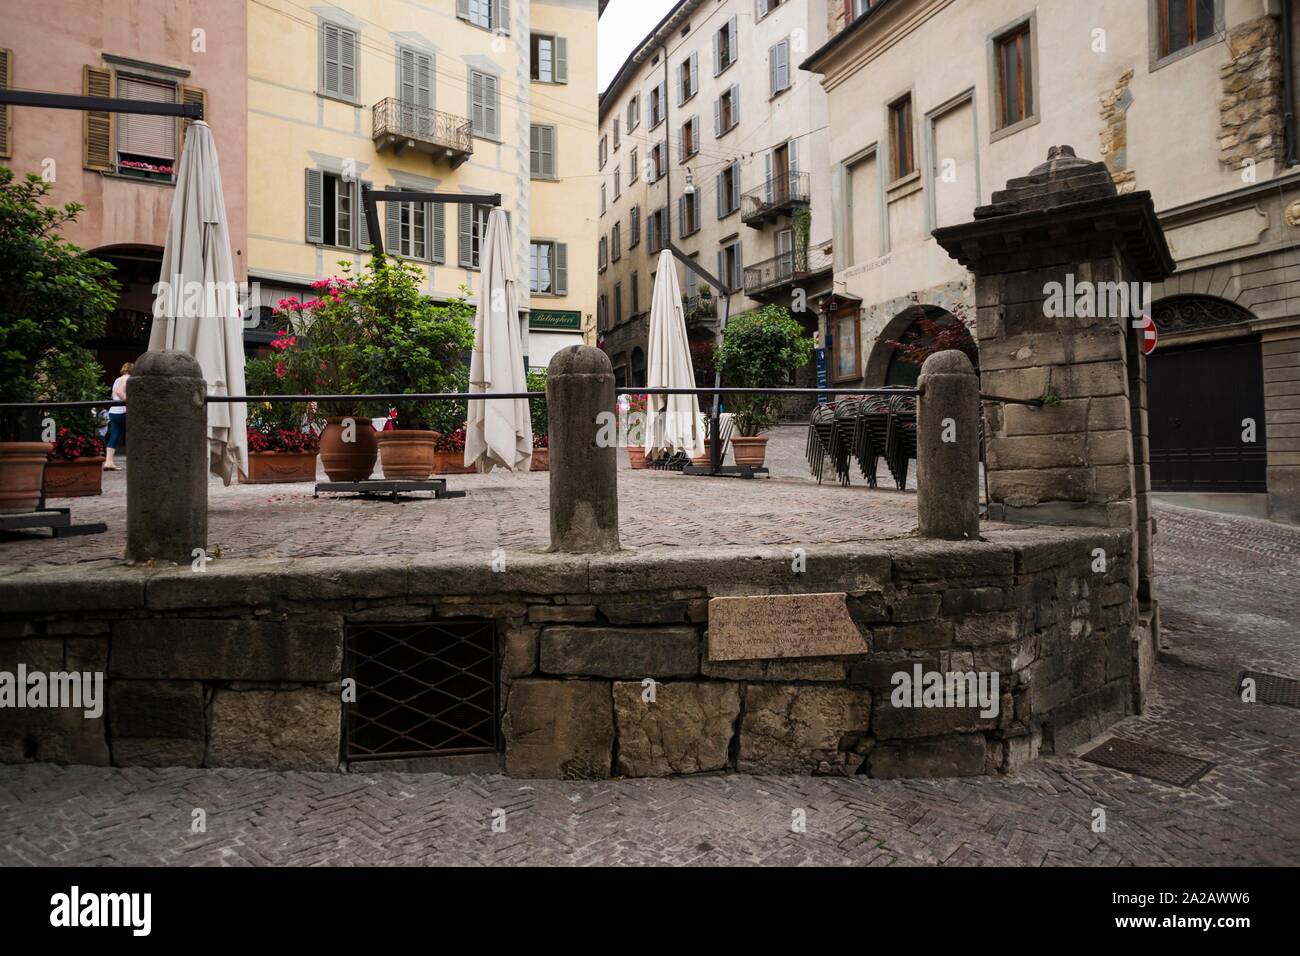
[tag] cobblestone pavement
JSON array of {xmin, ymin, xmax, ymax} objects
[
  {"xmin": 0, "ymin": 490, "xmax": 1297, "ymax": 864},
  {"xmin": 0, "ymin": 425, "xmax": 938, "ymax": 569}
]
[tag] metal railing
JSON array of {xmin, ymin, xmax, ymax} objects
[
  {"xmin": 741, "ymin": 171, "xmax": 810, "ymax": 223},
  {"xmin": 743, "ymin": 240, "xmax": 833, "ymax": 296},
  {"xmin": 371, "ymin": 98, "xmax": 473, "ymax": 157}
]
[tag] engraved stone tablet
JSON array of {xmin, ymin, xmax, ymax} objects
[{"xmin": 707, "ymin": 592, "xmax": 868, "ymax": 662}]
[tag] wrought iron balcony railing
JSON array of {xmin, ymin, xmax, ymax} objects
[
  {"xmin": 741, "ymin": 170, "xmax": 810, "ymax": 226},
  {"xmin": 371, "ymin": 98, "xmax": 473, "ymax": 168},
  {"xmin": 743, "ymin": 240, "xmax": 833, "ymax": 297}
]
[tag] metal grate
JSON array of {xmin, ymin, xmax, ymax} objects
[
  {"xmin": 345, "ymin": 621, "xmax": 498, "ymax": 761},
  {"xmin": 1080, "ymin": 737, "xmax": 1214, "ymax": 788},
  {"xmin": 1237, "ymin": 671, "xmax": 1300, "ymax": 709}
]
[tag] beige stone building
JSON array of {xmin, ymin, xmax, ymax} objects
[
  {"xmin": 804, "ymin": 0, "xmax": 1300, "ymax": 523},
  {"xmin": 596, "ymin": 0, "xmax": 833, "ymax": 397}
]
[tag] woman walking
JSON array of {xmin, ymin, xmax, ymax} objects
[{"xmin": 103, "ymin": 362, "xmax": 132, "ymax": 471}]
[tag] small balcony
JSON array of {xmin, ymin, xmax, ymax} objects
[
  {"xmin": 371, "ymin": 98, "xmax": 473, "ymax": 169},
  {"xmin": 743, "ymin": 240, "xmax": 833, "ymax": 298},
  {"xmin": 741, "ymin": 171, "xmax": 810, "ymax": 228}
]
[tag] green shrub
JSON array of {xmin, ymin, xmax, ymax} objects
[{"xmin": 714, "ymin": 304, "xmax": 814, "ymax": 436}]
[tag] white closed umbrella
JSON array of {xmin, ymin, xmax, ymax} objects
[
  {"xmin": 148, "ymin": 120, "xmax": 247, "ymax": 485},
  {"xmin": 644, "ymin": 250, "xmax": 706, "ymax": 458},
  {"xmin": 465, "ymin": 207, "xmax": 532, "ymax": 472}
]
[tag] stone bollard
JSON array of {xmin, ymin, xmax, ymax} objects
[
  {"xmin": 547, "ymin": 345, "xmax": 620, "ymax": 552},
  {"xmin": 916, "ymin": 350, "xmax": 980, "ymax": 540},
  {"xmin": 125, "ymin": 350, "xmax": 209, "ymax": 564}
]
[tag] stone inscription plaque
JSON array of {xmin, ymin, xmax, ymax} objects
[{"xmin": 707, "ymin": 592, "xmax": 868, "ymax": 662}]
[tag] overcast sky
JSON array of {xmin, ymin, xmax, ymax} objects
[{"xmin": 599, "ymin": 0, "xmax": 680, "ymax": 92}]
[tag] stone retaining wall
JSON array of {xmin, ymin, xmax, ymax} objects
[{"xmin": 0, "ymin": 526, "xmax": 1136, "ymax": 778}]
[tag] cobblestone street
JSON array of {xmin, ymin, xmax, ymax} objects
[{"xmin": 1, "ymin": 428, "xmax": 1297, "ymax": 865}]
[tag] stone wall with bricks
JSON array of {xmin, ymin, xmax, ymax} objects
[{"xmin": 0, "ymin": 525, "xmax": 1134, "ymax": 779}]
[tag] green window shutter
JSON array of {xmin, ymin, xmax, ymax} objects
[
  {"xmin": 339, "ymin": 28, "xmax": 357, "ymax": 99},
  {"xmin": 542, "ymin": 125, "xmax": 555, "ymax": 177},
  {"xmin": 385, "ymin": 186, "xmax": 402, "ymax": 255},
  {"xmin": 555, "ymin": 243, "xmax": 568, "ymax": 295},
  {"xmin": 321, "ymin": 23, "xmax": 339, "ymax": 94},
  {"xmin": 529, "ymin": 124, "xmax": 540, "ymax": 176},
  {"xmin": 458, "ymin": 203, "xmax": 474, "ymax": 267},
  {"xmin": 400, "ymin": 49, "xmax": 415, "ymax": 102},
  {"xmin": 357, "ymin": 180, "xmax": 373, "ymax": 250},
  {"xmin": 555, "ymin": 37, "xmax": 567, "ymax": 83},
  {"xmin": 305, "ymin": 169, "xmax": 324, "ymax": 243},
  {"xmin": 432, "ymin": 203, "xmax": 445, "ymax": 262},
  {"xmin": 486, "ymin": 75, "xmax": 498, "ymax": 137},
  {"xmin": 83, "ymin": 65, "xmax": 114, "ymax": 171}
]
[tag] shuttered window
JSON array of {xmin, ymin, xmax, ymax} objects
[
  {"xmin": 529, "ymin": 241, "xmax": 567, "ymax": 294},
  {"xmin": 305, "ymin": 171, "xmax": 373, "ymax": 250},
  {"xmin": 458, "ymin": 203, "xmax": 493, "ymax": 268},
  {"xmin": 0, "ymin": 49, "xmax": 12, "ymax": 159},
  {"xmin": 531, "ymin": 123, "xmax": 557, "ymax": 178},
  {"xmin": 611, "ymin": 222, "xmax": 621, "ymax": 262},
  {"xmin": 470, "ymin": 70, "xmax": 499, "ymax": 138},
  {"xmin": 399, "ymin": 48, "xmax": 433, "ymax": 108},
  {"xmin": 716, "ymin": 162, "xmax": 740, "ymax": 217},
  {"xmin": 531, "ymin": 34, "xmax": 567, "ymax": 83},
  {"xmin": 459, "ymin": 0, "xmax": 509, "ymax": 32},
  {"xmin": 769, "ymin": 39, "xmax": 790, "ymax": 96},
  {"xmin": 117, "ymin": 75, "xmax": 177, "ymax": 161},
  {"xmin": 629, "ymin": 205, "xmax": 641, "ymax": 248},
  {"xmin": 320, "ymin": 21, "xmax": 358, "ymax": 100},
  {"xmin": 83, "ymin": 66, "xmax": 115, "ymax": 171},
  {"xmin": 713, "ymin": 16, "xmax": 738, "ymax": 75}
]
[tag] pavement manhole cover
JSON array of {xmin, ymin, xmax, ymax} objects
[
  {"xmin": 1237, "ymin": 671, "xmax": 1300, "ymax": 709},
  {"xmin": 1079, "ymin": 738, "xmax": 1214, "ymax": 787}
]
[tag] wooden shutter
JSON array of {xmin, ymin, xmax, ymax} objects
[
  {"xmin": 716, "ymin": 171, "xmax": 724, "ymax": 218},
  {"xmin": 499, "ymin": 0, "xmax": 511, "ymax": 33},
  {"xmin": 385, "ymin": 186, "xmax": 402, "ymax": 255},
  {"xmin": 678, "ymin": 196, "xmax": 686, "ymax": 237},
  {"xmin": 731, "ymin": 85, "xmax": 740, "ymax": 126},
  {"xmin": 712, "ymin": 29, "xmax": 721, "ymax": 75},
  {"xmin": 457, "ymin": 0, "xmax": 470, "ymax": 21},
  {"xmin": 758, "ymin": 0, "xmax": 770, "ymax": 17},
  {"xmin": 730, "ymin": 163, "xmax": 741, "ymax": 212},
  {"xmin": 431, "ymin": 203, "xmax": 446, "ymax": 262},
  {"xmin": 690, "ymin": 52, "xmax": 699, "ymax": 95},
  {"xmin": 678, "ymin": 126, "xmax": 686, "ymax": 163},
  {"xmin": 727, "ymin": 17, "xmax": 738, "ymax": 63},
  {"xmin": 770, "ymin": 45, "xmax": 779, "ymax": 95},
  {"xmin": 357, "ymin": 180, "xmax": 373, "ymax": 250},
  {"xmin": 543, "ymin": 125, "xmax": 555, "ymax": 176},
  {"xmin": 458, "ymin": 203, "xmax": 474, "ymax": 267},
  {"xmin": 484, "ymin": 74, "xmax": 498, "ymax": 137},
  {"xmin": 305, "ymin": 169, "xmax": 324, "ymax": 243},
  {"xmin": 765, "ymin": 151, "xmax": 774, "ymax": 201},
  {"xmin": 339, "ymin": 27, "xmax": 357, "ymax": 99},
  {"xmin": 555, "ymin": 37, "xmax": 568, "ymax": 83},
  {"xmin": 177, "ymin": 85, "xmax": 206, "ymax": 159},
  {"xmin": 0, "ymin": 49, "xmax": 11, "ymax": 159},
  {"xmin": 554, "ymin": 243, "xmax": 568, "ymax": 295},
  {"xmin": 83, "ymin": 66, "xmax": 115, "ymax": 171},
  {"xmin": 717, "ymin": 250, "xmax": 726, "ymax": 291},
  {"xmin": 530, "ymin": 124, "xmax": 540, "ymax": 176},
  {"xmin": 321, "ymin": 23, "xmax": 340, "ymax": 94},
  {"xmin": 713, "ymin": 96, "xmax": 721, "ymax": 137}
]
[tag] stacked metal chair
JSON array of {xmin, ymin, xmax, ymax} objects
[{"xmin": 806, "ymin": 403, "xmax": 838, "ymax": 484}]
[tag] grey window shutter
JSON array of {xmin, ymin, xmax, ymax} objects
[
  {"xmin": 401, "ymin": 49, "xmax": 415, "ymax": 102},
  {"xmin": 321, "ymin": 24, "xmax": 338, "ymax": 94},
  {"xmin": 727, "ymin": 17, "xmax": 737, "ymax": 63},
  {"xmin": 357, "ymin": 180, "xmax": 373, "ymax": 250},
  {"xmin": 690, "ymin": 52, "xmax": 699, "ymax": 94},
  {"xmin": 555, "ymin": 37, "xmax": 567, "ymax": 83},
  {"xmin": 678, "ymin": 196, "xmax": 685, "ymax": 237},
  {"xmin": 417, "ymin": 52, "xmax": 432, "ymax": 107},
  {"xmin": 716, "ymin": 172, "xmax": 724, "ymax": 218},
  {"xmin": 385, "ymin": 186, "xmax": 402, "ymax": 255},
  {"xmin": 713, "ymin": 97, "xmax": 721, "ymax": 137},
  {"xmin": 458, "ymin": 203, "xmax": 473, "ymax": 267},
  {"xmin": 305, "ymin": 169, "xmax": 324, "ymax": 243},
  {"xmin": 432, "ymin": 203, "xmax": 445, "ymax": 262},
  {"xmin": 713, "ymin": 30, "xmax": 721, "ymax": 75},
  {"xmin": 731, "ymin": 164, "xmax": 741, "ymax": 212},
  {"xmin": 691, "ymin": 116, "xmax": 699, "ymax": 150},
  {"xmin": 339, "ymin": 28, "xmax": 357, "ymax": 99},
  {"xmin": 765, "ymin": 151, "xmax": 774, "ymax": 201},
  {"xmin": 456, "ymin": 0, "xmax": 470, "ymax": 21},
  {"xmin": 678, "ymin": 128, "xmax": 685, "ymax": 163},
  {"xmin": 529, "ymin": 124, "xmax": 539, "ymax": 175},
  {"xmin": 790, "ymin": 137, "xmax": 799, "ymax": 174},
  {"xmin": 731, "ymin": 85, "xmax": 740, "ymax": 126},
  {"xmin": 470, "ymin": 71, "xmax": 483, "ymax": 133},
  {"xmin": 555, "ymin": 243, "xmax": 568, "ymax": 295},
  {"xmin": 717, "ymin": 250, "xmax": 726, "ymax": 290},
  {"xmin": 486, "ymin": 75, "xmax": 499, "ymax": 137},
  {"xmin": 758, "ymin": 0, "xmax": 769, "ymax": 18},
  {"xmin": 770, "ymin": 45, "xmax": 778, "ymax": 96},
  {"xmin": 543, "ymin": 125, "xmax": 555, "ymax": 176}
]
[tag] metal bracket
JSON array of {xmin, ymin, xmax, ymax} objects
[
  {"xmin": 0, "ymin": 90, "xmax": 203, "ymax": 120},
  {"xmin": 361, "ymin": 185, "xmax": 502, "ymax": 257}
]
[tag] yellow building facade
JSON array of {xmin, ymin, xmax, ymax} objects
[{"xmin": 246, "ymin": 0, "xmax": 598, "ymax": 367}]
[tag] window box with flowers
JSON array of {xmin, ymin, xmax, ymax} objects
[
  {"xmin": 117, "ymin": 157, "xmax": 175, "ymax": 183},
  {"xmin": 239, "ymin": 338, "xmax": 321, "ymax": 484},
  {"xmin": 623, "ymin": 393, "xmax": 651, "ymax": 468},
  {"xmin": 44, "ymin": 427, "xmax": 106, "ymax": 497}
]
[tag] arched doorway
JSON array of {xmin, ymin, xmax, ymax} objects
[
  {"xmin": 866, "ymin": 304, "xmax": 978, "ymax": 387},
  {"xmin": 1148, "ymin": 295, "xmax": 1266, "ymax": 493},
  {"xmin": 85, "ymin": 244, "xmax": 164, "ymax": 391}
]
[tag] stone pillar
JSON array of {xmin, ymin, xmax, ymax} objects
[
  {"xmin": 125, "ymin": 350, "xmax": 208, "ymax": 564},
  {"xmin": 916, "ymin": 350, "xmax": 980, "ymax": 540},
  {"xmin": 547, "ymin": 345, "xmax": 619, "ymax": 553}
]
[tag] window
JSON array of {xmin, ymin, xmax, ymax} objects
[
  {"xmin": 649, "ymin": 80, "xmax": 666, "ymax": 128},
  {"xmin": 715, "ymin": 86, "xmax": 740, "ymax": 136},
  {"xmin": 1158, "ymin": 0, "xmax": 1216, "ymax": 57},
  {"xmin": 889, "ymin": 95, "xmax": 914, "ymax": 180},
  {"xmin": 713, "ymin": 15, "xmax": 738, "ymax": 75},
  {"xmin": 648, "ymin": 207, "xmax": 669, "ymax": 254},
  {"xmin": 716, "ymin": 162, "xmax": 741, "ymax": 218},
  {"xmin": 994, "ymin": 23, "xmax": 1033, "ymax": 129},
  {"xmin": 614, "ymin": 283, "xmax": 623, "ymax": 324},
  {"xmin": 598, "ymin": 235, "xmax": 608, "ymax": 271},
  {"xmin": 115, "ymin": 74, "xmax": 179, "ymax": 178},
  {"xmin": 600, "ymin": 183, "xmax": 607, "ymax": 215},
  {"xmin": 678, "ymin": 51, "xmax": 699, "ymax": 104},
  {"xmin": 319, "ymin": 21, "xmax": 359, "ymax": 100},
  {"xmin": 630, "ymin": 205, "xmax": 641, "ymax": 247},
  {"xmin": 679, "ymin": 115, "xmax": 700, "ymax": 161},
  {"xmin": 757, "ymin": 0, "xmax": 785, "ymax": 18},
  {"xmin": 631, "ymin": 272, "xmax": 640, "ymax": 314},
  {"xmin": 717, "ymin": 241, "xmax": 742, "ymax": 294},
  {"xmin": 769, "ymin": 39, "xmax": 790, "ymax": 96},
  {"xmin": 613, "ymin": 121, "xmax": 620, "ymax": 150},
  {"xmin": 614, "ymin": 166, "xmax": 621, "ymax": 198},
  {"xmin": 460, "ymin": 0, "xmax": 508, "ymax": 32},
  {"xmin": 832, "ymin": 308, "xmax": 861, "ymax": 383},
  {"xmin": 853, "ymin": 0, "xmax": 883, "ymax": 16},
  {"xmin": 305, "ymin": 170, "xmax": 372, "ymax": 250},
  {"xmin": 649, "ymin": 142, "xmax": 667, "ymax": 182},
  {"xmin": 383, "ymin": 189, "xmax": 445, "ymax": 262},
  {"xmin": 678, "ymin": 191, "xmax": 700, "ymax": 237},
  {"xmin": 627, "ymin": 94, "xmax": 640, "ymax": 133},
  {"xmin": 530, "ymin": 240, "xmax": 568, "ymax": 294},
  {"xmin": 469, "ymin": 70, "xmax": 499, "ymax": 137},
  {"xmin": 531, "ymin": 34, "xmax": 567, "ymax": 83},
  {"xmin": 612, "ymin": 221, "xmax": 622, "ymax": 261},
  {"xmin": 598, "ymin": 294, "xmax": 609, "ymax": 334},
  {"xmin": 82, "ymin": 65, "xmax": 204, "ymax": 179},
  {"xmin": 530, "ymin": 123, "xmax": 557, "ymax": 178},
  {"xmin": 599, "ymin": 135, "xmax": 607, "ymax": 169},
  {"xmin": 457, "ymin": 203, "xmax": 495, "ymax": 269},
  {"xmin": 630, "ymin": 147, "xmax": 639, "ymax": 183}
]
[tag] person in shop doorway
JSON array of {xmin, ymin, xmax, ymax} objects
[{"xmin": 103, "ymin": 362, "xmax": 132, "ymax": 470}]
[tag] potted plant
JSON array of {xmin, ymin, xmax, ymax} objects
[
  {"xmin": 714, "ymin": 304, "xmax": 814, "ymax": 468},
  {"xmin": 527, "ymin": 369, "xmax": 550, "ymax": 471},
  {"xmin": 353, "ymin": 261, "xmax": 475, "ymax": 479},
  {"xmin": 624, "ymin": 393, "xmax": 651, "ymax": 468},
  {"xmin": 240, "ymin": 343, "xmax": 321, "ymax": 483},
  {"xmin": 428, "ymin": 365, "xmax": 475, "ymax": 474},
  {"xmin": 37, "ymin": 347, "xmax": 108, "ymax": 497},
  {"xmin": 0, "ymin": 170, "xmax": 117, "ymax": 513}
]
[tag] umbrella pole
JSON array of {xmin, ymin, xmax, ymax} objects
[{"xmin": 710, "ymin": 292, "xmax": 730, "ymax": 475}]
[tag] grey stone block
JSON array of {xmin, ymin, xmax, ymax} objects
[
  {"xmin": 109, "ymin": 680, "xmax": 206, "ymax": 740},
  {"xmin": 540, "ymin": 626, "xmax": 699, "ymax": 678},
  {"xmin": 206, "ymin": 687, "xmax": 339, "ymax": 771},
  {"xmin": 613, "ymin": 681, "xmax": 740, "ymax": 776},
  {"xmin": 868, "ymin": 733, "xmax": 988, "ymax": 778},
  {"xmin": 737, "ymin": 684, "xmax": 871, "ymax": 774},
  {"xmin": 112, "ymin": 737, "xmax": 206, "ymax": 767},
  {"xmin": 110, "ymin": 618, "xmax": 342, "ymax": 681},
  {"xmin": 503, "ymin": 679, "xmax": 613, "ymax": 779}
]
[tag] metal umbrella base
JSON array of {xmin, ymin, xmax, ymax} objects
[
  {"xmin": 314, "ymin": 479, "xmax": 466, "ymax": 501},
  {"xmin": 0, "ymin": 506, "xmax": 107, "ymax": 538}
]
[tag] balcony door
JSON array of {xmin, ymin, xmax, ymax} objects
[
  {"xmin": 775, "ymin": 228, "xmax": 795, "ymax": 282},
  {"xmin": 399, "ymin": 48, "xmax": 433, "ymax": 138},
  {"xmin": 764, "ymin": 139, "xmax": 798, "ymax": 206}
]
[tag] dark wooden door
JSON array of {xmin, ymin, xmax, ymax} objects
[{"xmin": 1148, "ymin": 336, "xmax": 1267, "ymax": 492}]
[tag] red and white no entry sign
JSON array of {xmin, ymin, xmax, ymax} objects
[{"xmin": 1135, "ymin": 314, "xmax": 1158, "ymax": 355}]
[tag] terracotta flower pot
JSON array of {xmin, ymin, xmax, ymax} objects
[
  {"xmin": 432, "ymin": 450, "xmax": 477, "ymax": 475},
  {"xmin": 319, "ymin": 416, "xmax": 378, "ymax": 481},
  {"xmin": 730, "ymin": 435, "xmax": 769, "ymax": 468},
  {"xmin": 0, "ymin": 441, "xmax": 53, "ymax": 514},
  {"xmin": 376, "ymin": 429, "xmax": 439, "ymax": 479},
  {"xmin": 43, "ymin": 457, "xmax": 105, "ymax": 497},
  {"xmin": 691, "ymin": 439, "xmax": 716, "ymax": 466},
  {"xmin": 530, "ymin": 447, "xmax": 550, "ymax": 471},
  {"xmin": 627, "ymin": 446, "xmax": 650, "ymax": 469},
  {"xmin": 241, "ymin": 451, "xmax": 318, "ymax": 484}
]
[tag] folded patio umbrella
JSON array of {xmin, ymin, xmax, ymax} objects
[
  {"xmin": 465, "ymin": 207, "xmax": 532, "ymax": 472},
  {"xmin": 644, "ymin": 250, "xmax": 706, "ymax": 458},
  {"xmin": 147, "ymin": 120, "xmax": 247, "ymax": 485}
]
